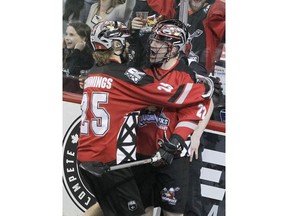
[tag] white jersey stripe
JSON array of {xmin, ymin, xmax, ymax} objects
[
  {"xmin": 175, "ymin": 83, "xmax": 193, "ymax": 104},
  {"xmin": 175, "ymin": 121, "xmax": 198, "ymax": 130}
]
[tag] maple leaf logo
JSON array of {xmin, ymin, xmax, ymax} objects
[{"xmin": 71, "ymin": 134, "xmax": 79, "ymax": 144}]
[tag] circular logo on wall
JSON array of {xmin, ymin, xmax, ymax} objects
[{"xmin": 63, "ymin": 116, "xmax": 97, "ymax": 212}]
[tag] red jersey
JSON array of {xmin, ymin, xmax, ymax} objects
[
  {"xmin": 136, "ymin": 60, "xmax": 212, "ymax": 156},
  {"xmin": 186, "ymin": 0, "xmax": 225, "ymax": 73},
  {"xmin": 147, "ymin": 0, "xmax": 176, "ymax": 19},
  {"xmin": 77, "ymin": 61, "xmax": 209, "ymax": 164}
]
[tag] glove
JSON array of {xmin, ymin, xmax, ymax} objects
[
  {"xmin": 209, "ymin": 75, "xmax": 223, "ymax": 96},
  {"xmin": 152, "ymin": 147, "xmax": 174, "ymax": 167},
  {"xmin": 152, "ymin": 135, "xmax": 183, "ymax": 167},
  {"xmin": 209, "ymin": 75, "xmax": 225, "ymax": 108}
]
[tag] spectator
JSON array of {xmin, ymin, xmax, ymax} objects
[
  {"xmin": 131, "ymin": 0, "xmax": 156, "ymax": 19},
  {"xmin": 62, "ymin": 0, "xmax": 97, "ymax": 34},
  {"xmin": 79, "ymin": 0, "xmax": 98, "ymax": 23},
  {"xmin": 134, "ymin": 19, "xmax": 214, "ymax": 216},
  {"xmin": 77, "ymin": 20, "xmax": 212, "ymax": 216},
  {"xmin": 146, "ymin": 0, "xmax": 176, "ymax": 19},
  {"xmin": 63, "ymin": 0, "xmax": 84, "ymax": 22},
  {"xmin": 85, "ymin": 0, "xmax": 136, "ymax": 29},
  {"xmin": 63, "ymin": 22, "xmax": 95, "ymax": 93},
  {"xmin": 183, "ymin": 0, "xmax": 225, "ymax": 75},
  {"xmin": 128, "ymin": 0, "xmax": 159, "ymax": 68},
  {"xmin": 131, "ymin": 0, "xmax": 175, "ymax": 19},
  {"xmin": 128, "ymin": 0, "xmax": 177, "ymax": 67},
  {"xmin": 63, "ymin": 0, "xmax": 85, "ymax": 35}
]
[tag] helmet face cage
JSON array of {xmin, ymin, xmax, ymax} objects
[
  {"xmin": 148, "ymin": 19, "xmax": 188, "ymax": 64},
  {"xmin": 152, "ymin": 19, "xmax": 188, "ymax": 51},
  {"xmin": 148, "ymin": 34, "xmax": 170, "ymax": 65},
  {"xmin": 90, "ymin": 21, "xmax": 130, "ymax": 51}
]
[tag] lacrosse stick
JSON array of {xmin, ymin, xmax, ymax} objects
[
  {"xmin": 195, "ymin": 74, "xmax": 214, "ymax": 99},
  {"xmin": 79, "ymin": 152, "xmax": 162, "ymax": 177}
]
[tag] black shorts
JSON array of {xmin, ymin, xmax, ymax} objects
[
  {"xmin": 133, "ymin": 156, "xmax": 190, "ymax": 214},
  {"xmin": 80, "ymin": 164, "xmax": 145, "ymax": 216}
]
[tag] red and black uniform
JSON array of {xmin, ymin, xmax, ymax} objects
[
  {"xmin": 136, "ymin": 60, "xmax": 211, "ymax": 156},
  {"xmin": 77, "ymin": 61, "xmax": 209, "ymax": 216},
  {"xmin": 77, "ymin": 61, "xmax": 208, "ymax": 164},
  {"xmin": 185, "ymin": 0, "xmax": 225, "ymax": 74},
  {"xmin": 134, "ymin": 60, "xmax": 212, "ymax": 213}
]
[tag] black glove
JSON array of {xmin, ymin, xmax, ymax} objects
[
  {"xmin": 152, "ymin": 147, "xmax": 174, "ymax": 167},
  {"xmin": 209, "ymin": 75, "xmax": 223, "ymax": 95},
  {"xmin": 209, "ymin": 75, "xmax": 225, "ymax": 108},
  {"xmin": 152, "ymin": 134, "xmax": 183, "ymax": 167}
]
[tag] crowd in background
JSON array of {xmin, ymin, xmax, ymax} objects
[{"xmin": 62, "ymin": 0, "xmax": 225, "ymax": 104}]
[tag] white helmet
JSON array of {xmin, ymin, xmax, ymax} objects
[{"xmin": 90, "ymin": 20, "xmax": 130, "ymax": 51}]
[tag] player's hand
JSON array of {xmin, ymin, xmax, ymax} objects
[
  {"xmin": 209, "ymin": 74, "xmax": 225, "ymax": 107},
  {"xmin": 189, "ymin": 133, "xmax": 201, "ymax": 162},
  {"xmin": 152, "ymin": 137, "xmax": 182, "ymax": 166},
  {"xmin": 209, "ymin": 75, "xmax": 223, "ymax": 95},
  {"xmin": 152, "ymin": 147, "xmax": 174, "ymax": 167},
  {"xmin": 79, "ymin": 75, "xmax": 86, "ymax": 89}
]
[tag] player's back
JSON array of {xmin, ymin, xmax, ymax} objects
[{"xmin": 77, "ymin": 62, "xmax": 154, "ymax": 164}]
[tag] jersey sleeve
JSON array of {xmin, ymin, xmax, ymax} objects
[
  {"xmin": 85, "ymin": 66, "xmax": 211, "ymax": 112},
  {"xmin": 171, "ymin": 98, "xmax": 212, "ymax": 141},
  {"xmin": 124, "ymin": 80, "xmax": 209, "ymax": 111}
]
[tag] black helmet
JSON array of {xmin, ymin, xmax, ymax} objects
[{"xmin": 150, "ymin": 19, "xmax": 189, "ymax": 52}]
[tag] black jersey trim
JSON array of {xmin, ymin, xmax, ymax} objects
[
  {"xmin": 168, "ymin": 84, "xmax": 185, "ymax": 103},
  {"xmin": 90, "ymin": 62, "xmax": 154, "ymax": 86}
]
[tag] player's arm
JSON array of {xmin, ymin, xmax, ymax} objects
[
  {"xmin": 153, "ymin": 99, "xmax": 212, "ymax": 166},
  {"xmin": 169, "ymin": 98, "xmax": 213, "ymax": 153},
  {"xmin": 189, "ymin": 99, "xmax": 214, "ymax": 162}
]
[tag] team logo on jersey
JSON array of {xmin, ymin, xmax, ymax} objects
[
  {"xmin": 190, "ymin": 29, "xmax": 203, "ymax": 39},
  {"xmin": 116, "ymin": 112, "xmax": 139, "ymax": 164},
  {"xmin": 138, "ymin": 109, "xmax": 170, "ymax": 130},
  {"xmin": 161, "ymin": 187, "xmax": 180, "ymax": 205},
  {"xmin": 124, "ymin": 68, "xmax": 146, "ymax": 83},
  {"xmin": 188, "ymin": 52, "xmax": 199, "ymax": 63},
  {"xmin": 63, "ymin": 117, "xmax": 97, "ymax": 212},
  {"xmin": 127, "ymin": 200, "xmax": 138, "ymax": 211}
]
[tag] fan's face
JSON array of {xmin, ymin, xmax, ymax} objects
[
  {"xmin": 189, "ymin": 0, "xmax": 206, "ymax": 12},
  {"xmin": 64, "ymin": 26, "xmax": 83, "ymax": 49}
]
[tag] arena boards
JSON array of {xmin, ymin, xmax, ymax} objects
[{"xmin": 62, "ymin": 92, "xmax": 226, "ymax": 216}]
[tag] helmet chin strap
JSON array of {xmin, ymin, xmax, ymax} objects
[
  {"xmin": 150, "ymin": 49, "xmax": 177, "ymax": 66},
  {"xmin": 112, "ymin": 41, "xmax": 125, "ymax": 55},
  {"xmin": 113, "ymin": 42, "xmax": 130, "ymax": 63}
]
